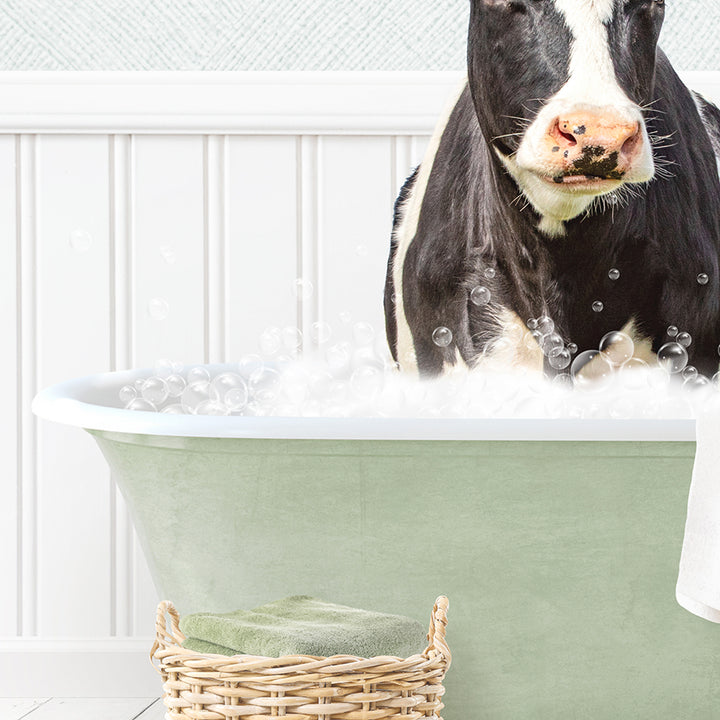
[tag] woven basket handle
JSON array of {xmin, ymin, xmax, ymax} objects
[
  {"xmin": 150, "ymin": 600, "xmax": 186, "ymax": 676},
  {"xmin": 423, "ymin": 595, "xmax": 451, "ymax": 664}
]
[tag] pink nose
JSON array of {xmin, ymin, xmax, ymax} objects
[{"xmin": 544, "ymin": 109, "xmax": 643, "ymax": 178}]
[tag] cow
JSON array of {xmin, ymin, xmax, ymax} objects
[{"xmin": 384, "ymin": 0, "xmax": 720, "ymax": 382}]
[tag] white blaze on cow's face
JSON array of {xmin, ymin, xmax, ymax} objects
[{"xmin": 470, "ymin": 0, "xmax": 664, "ymax": 236}]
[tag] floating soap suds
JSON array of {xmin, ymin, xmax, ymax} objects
[{"xmin": 115, "ymin": 320, "xmax": 720, "ymax": 420}]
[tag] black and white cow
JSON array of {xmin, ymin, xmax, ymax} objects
[{"xmin": 385, "ymin": 0, "xmax": 720, "ymax": 379}]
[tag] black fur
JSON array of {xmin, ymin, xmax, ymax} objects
[
  {"xmin": 385, "ymin": 166, "xmax": 419, "ymax": 362},
  {"xmin": 385, "ymin": 2, "xmax": 720, "ymax": 378}
]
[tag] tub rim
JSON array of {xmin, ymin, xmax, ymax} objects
[{"xmin": 31, "ymin": 365, "xmax": 697, "ymax": 442}]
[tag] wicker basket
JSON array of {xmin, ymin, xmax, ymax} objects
[{"xmin": 151, "ymin": 596, "xmax": 451, "ymax": 720}]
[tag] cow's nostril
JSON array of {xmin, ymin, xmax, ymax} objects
[
  {"xmin": 551, "ymin": 120, "xmax": 578, "ymax": 148},
  {"xmin": 558, "ymin": 128, "xmax": 577, "ymax": 146},
  {"xmin": 621, "ymin": 125, "xmax": 642, "ymax": 157}
]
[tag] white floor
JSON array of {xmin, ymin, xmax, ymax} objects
[{"xmin": 0, "ymin": 698, "xmax": 164, "ymax": 719}]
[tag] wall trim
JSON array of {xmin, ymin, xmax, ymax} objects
[
  {"xmin": 0, "ymin": 70, "xmax": 717, "ymax": 135},
  {"xmin": 0, "ymin": 638, "xmax": 158, "ymax": 696},
  {"xmin": 0, "ymin": 71, "xmax": 466, "ymax": 135}
]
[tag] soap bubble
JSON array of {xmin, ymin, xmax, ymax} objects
[
  {"xmin": 682, "ymin": 366, "xmax": 698, "ymax": 381},
  {"xmin": 154, "ymin": 359, "xmax": 175, "ymax": 379},
  {"xmin": 527, "ymin": 318, "xmax": 538, "ymax": 331},
  {"xmin": 677, "ymin": 332, "xmax": 692, "ymax": 348},
  {"xmin": 259, "ymin": 327, "xmax": 282, "ymax": 356},
  {"xmin": 542, "ymin": 333, "xmax": 564, "ymax": 356},
  {"xmin": 698, "ymin": 273, "xmax": 709, "ymax": 285},
  {"xmin": 484, "ymin": 267, "xmax": 497, "ymax": 279},
  {"xmin": 195, "ymin": 400, "xmax": 230, "ymax": 416},
  {"xmin": 470, "ymin": 286, "xmax": 491, "ymax": 306},
  {"xmin": 326, "ymin": 343, "xmax": 351, "ymax": 372},
  {"xmin": 245, "ymin": 400, "xmax": 270, "ymax": 417},
  {"xmin": 160, "ymin": 404, "xmax": 185, "ymax": 414},
  {"xmin": 148, "ymin": 298, "xmax": 169, "ymax": 321},
  {"xmin": 571, "ymin": 349, "xmax": 614, "ymax": 391},
  {"xmin": 548, "ymin": 347, "xmax": 572, "ymax": 370},
  {"xmin": 238, "ymin": 354, "xmax": 263, "ymax": 376},
  {"xmin": 281, "ymin": 326, "xmax": 303, "ymax": 352},
  {"xmin": 280, "ymin": 365, "xmax": 311, "ymax": 405},
  {"xmin": 537, "ymin": 316, "xmax": 554, "ymax": 336},
  {"xmin": 432, "ymin": 327, "xmax": 453, "ymax": 347},
  {"xmin": 249, "ymin": 367, "xmax": 281, "ymax": 402},
  {"xmin": 608, "ymin": 268, "xmax": 620, "ymax": 281},
  {"xmin": 293, "ymin": 278, "xmax": 314, "ymax": 301},
  {"xmin": 667, "ymin": 326, "xmax": 679, "ymax": 338},
  {"xmin": 609, "ymin": 396, "xmax": 635, "ymax": 419},
  {"xmin": 181, "ymin": 381, "xmax": 211, "ymax": 413},
  {"xmin": 69, "ymin": 229, "xmax": 93, "ymax": 252},
  {"xmin": 119, "ymin": 385, "xmax": 137, "ymax": 403},
  {"xmin": 210, "ymin": 373, "xmax": 248, "ymax": 409},
  {"xmin": 125, "ymin": 398, "xmax": 157, "ymax": 412},
  {"xmin": 308, "ymin": 368, "xmax": 333, "ymax": 400},
  {"xmin": 567, "ymin": 342, "xmax": 578, "ymax": 356},
  {"xmin": 187, "ymin": 366, "xmax": 211, "ymax": 384},
  {"xmin": 166, "ymin": 374, "xmax": 187, "ymax": 397},
  {"xmin": 592, "ymin": 301, "xmax": 604, "ymax": 313},
  {"xmin": 657, "ymin": 342, "xmax": 688, "ymax": 374},
  {"xmin": 353, "ymin": 322, "xmax": 375, "ymax": 346},
  {"xmin": 310, "ymin": 321, "xmax": 332, "ymax": 345},
  {"xmin": 141, "ymin": 377, "xmax": 169, "ymax": 405},
  {"xmin": 684, "ymin": 374, "xmax": 710, "ymax": 391},
  {"xmin": 160, "ymin": 244, "xmax": 177, "ymax": 265},
  {"xmin": 618, "ymin": 358, "xmax": 649, "ymax": 390},
  {"xmin": 350, "ymin": 365, "xmax": 385, "ymax": 399},
  {"xmin": 225, "ymin": 387, "xmax": 249, "ymax": 410},
  {"xmin": 599, "ymin": 331, "xmax": 634, "ymax": 367}
]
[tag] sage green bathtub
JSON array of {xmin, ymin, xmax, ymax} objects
[{"xmin": 90, "ymin": 430, "xmax": 719, "ymax": 720}]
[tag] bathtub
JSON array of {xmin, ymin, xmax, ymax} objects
[{"xmin": 33, "ymin": 364, "xmax": 719, "ymax": 719}]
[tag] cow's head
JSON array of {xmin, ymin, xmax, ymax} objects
[{"xmin": 468, "ymin": 0, "xmax": 664, "ymax": 234}]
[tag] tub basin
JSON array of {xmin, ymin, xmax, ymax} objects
[{"xmin": 33, "ymin": 366, "xmax": 719, "ymax": 719}]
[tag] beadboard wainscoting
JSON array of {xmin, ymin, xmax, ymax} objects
[{"xmin": 1, "ymin": 71, "xmax": 719, "ymax": 696}]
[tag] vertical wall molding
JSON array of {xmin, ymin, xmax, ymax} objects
[
  {"xmin": 18, "ymin": 134, "xmax": 37, "ymax": 637},
  {"xmin": 298, "ymin": 136, "xmax": 321, "ymax": 354},
  {"xmin": 205, "ymin": 135, "xmax": 228, "ymax": 363},
  {"xmin": 109, "ymin": 134, "xmax": 133, "ymax": 637}
]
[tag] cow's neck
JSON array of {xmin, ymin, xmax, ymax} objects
[{"xmin": 484, "ymin": 145, "xmax": 643, "ymax": 338}]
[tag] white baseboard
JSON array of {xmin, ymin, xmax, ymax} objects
[{"xmin": 0, "ymin": 638, "xmax": 159, "ymax": 697}]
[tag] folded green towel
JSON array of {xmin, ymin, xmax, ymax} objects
[
  {"xmin": 182, "ymin": 636, "xmax": 242, "ymax": 656},
  {"xmin": 179, "ymin": 595, "xmax": 427, "ymax": 658}
]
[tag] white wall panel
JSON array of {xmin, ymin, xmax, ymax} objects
[
  {"xmin": 226, "ymin": 136, "xmax": 300, "ymax": 359},
  {"xmin": 132, "ymin": 136, "xmax": 206, "ymax": 367},
  {"xmin": 318, "ymin": 136, "xmax": 394, "ymax": 345},
  {"xmin": 35, "ymin": 135, "xmax": 112, "ymax": 636},
  {"xmin": 0, "ymin": 136, "xmax": 18, "ymax": 636}
]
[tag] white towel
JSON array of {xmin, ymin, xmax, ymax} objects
[{"xmin": 676, "ymin": 414, "xmax": 720, "ymax": 622}]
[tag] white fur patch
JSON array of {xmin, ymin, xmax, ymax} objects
[{"xmin": 391, "ymin": 80, "xmax": 467, "ymax": 374}]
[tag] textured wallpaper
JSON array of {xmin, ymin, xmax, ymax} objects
[{"xmin": 0, "ymin": 0, "xmax": 717, "ymax": 72}]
